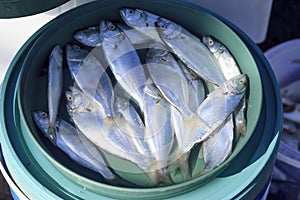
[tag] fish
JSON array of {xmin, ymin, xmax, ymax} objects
[
  {"xmin": 48, "ymin": 45, "xmax": 63, "ymax": 145},
  {"xmin": 66, "ymin": 44, "xmax": 89, "ymax": 79},
  {"xmin": 100, "ymin": 20, "xmax": 147, "ymax": 110},
  {"xmin": 203, "ymin": 35, "xmax": 247, "ymax": 136},
  {"xmin": 74, "ymin": 26, "xmax": 102, "ymax": 47},
  {"xmin": 66, "ymin": 87, "xmax": 156, "ymax": 176},
  {"xmin": 155, "ymin": 17, "xmax": 226, "ymax": 86},
  {"xmin": 66, "ymin": 44, "xmax": 114, "ymax": 118},
  {"xmin": 179, "ymin": 74, "xmax": 248, "ymax": 154},
  {"xmin": 202, "ymin": 116, "xmax": 234, "ymax": 172},
  {"xmin": 143, "ymin": 83, "xmax": 174, "ymax": 184},
  {"xmin": 32, "ymin": 111, "xmax": 116, "ymax": 181},
  {"xmin": 145, "ymin": 43, "xmax": 193, "ymax": 119},
  {"xmin": 120, "ymin": 8, "xmax": 162, "ymax": 43},
  {"xmin": 177, "ymin": 59, "xmax": 206, "ymax": 112},
  {"xmin": 114, "ymin": 97, "xmax": 151, "ymax": 157},
  {"xmin": 73, "ymin": 23, "xmax": 152, "ymax": 48},
  {"xmin": 202, "ymin": 36, "xmax": 241, "ymax": 80}
]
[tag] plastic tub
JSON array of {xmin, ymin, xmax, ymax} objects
[
  {"xmin": 265, "ymin": 39, "xmax": 300, "ymax": 199},
  {"xmin": 0, "ymin": 0, "xmax": 282, "ymax": 199}
]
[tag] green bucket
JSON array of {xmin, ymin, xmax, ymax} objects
[
  {"xmin": 0, "ymin": 0, "xmax": 69, "ymax": 18},
  {"xmin": 0, "ymin": 0, "xmax": 281, "ymax": 199}
]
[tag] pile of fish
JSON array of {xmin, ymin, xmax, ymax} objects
[
  {"xmin": 281, "ymin": 80, "xmax": 300, "ymax": 151},
  {"xmin": 32, "ymin": 8, "xmax": 248, "ymax": 187}
]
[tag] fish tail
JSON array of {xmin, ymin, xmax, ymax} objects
[
  {"xmin": 178, "ymin": 153, "xmax": 191, "ymax": 181},
  {"xmin": 156, "ymin": 169, "xmax": 173, "ymax": 185}
]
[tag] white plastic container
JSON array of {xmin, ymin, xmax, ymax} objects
[{"xmin": 187, "ymin": 0, "xmax": 273, "ymax": 43}]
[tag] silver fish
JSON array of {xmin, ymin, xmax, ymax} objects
[
  {"xmin": 202, "ymin": 36, "xmax": 241, "ymax": 80},
  {"xmin": 203, "ymin": 35, "xmax": 247, "ymax": 136},
  {"xmin": 66, "ymin": 44, "xmax": 114, "ymax": 118},
  {"xmin": 202, "ymin": 116, "xmax": 234, "ymax": 172},
  {"xmin": 100, "ymin": 20, "xmax": 147, "ymax": 109},
  {"xmin": 74, "ymin": 26, "xmax": 102, "ymax": 47},
  {"xmin": 66, "ymin": 44, "xmax": 89, "ymax": 79},
  {"xmin": 120, "ymin": 8, "xmax": 162, "ymax": 43},
  {"xmin": 143, "ymin": 83, "xmax": 174, "ymax": 170},
  {"xmin": 48, "ymin": 45, "xmax": 63, "ymax": 144},
  {"xmin": 74, "ymin": 24, "xmax": 152, "ymax": 48},
  {"xmin": 180, "ymin": 74, "xmax": 247, "ymax": 154},
  {"xmin": 114, "ymin": 97, "xmax": 150, "ymax": 157},
  {"xmin": 155, "ymin": 17, "xmax": 226, "ymax": 86},
  {"xmin": 32, "ymin": 111, "xmax": 116, "ymax": 181},
  {"xmin": 66, "ymin": 87, "xmax": 154, "ymax": 172},
  {"xmin": 146, "ymin": 43, "xmax": 193, "ymax": 119},
  {"xmin": 143, "ymin": 83, "xmax": 174, "ymax": 184}
]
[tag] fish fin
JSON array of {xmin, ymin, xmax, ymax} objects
[{"xmin": 47, "ymin": 124, "xmax": 57, "ymax": 146}]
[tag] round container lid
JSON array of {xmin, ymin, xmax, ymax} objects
[
  {"xmin": 264, "ymin": 39, "xmax": 300, "ymax": 88},
  {"xmin": 0, "ymin": 0, "xmax": 69, "ymax": 18}
]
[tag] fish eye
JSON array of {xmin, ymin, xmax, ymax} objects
[
  {"xmin": 42, "ymin": 112, "xmax": 47, "ymax": 117},
  {"xmin": 74, "ymin": 45, "xmax": 80, "ymax": 50},
  {"xmin": 83, "ymin": 30, "xmax": 88, "ymax": 34},
  {"xmin": 128, "ymin": 9, "xmax": 134, "ymax": 14},
  {"xmin": 66, "ymin": 96, "xmax": 73, "ymax": 101},
  {"xmin": 208, "ymin": 39, "xmax": 214, "ymax": 46},
  {"xmin": 239, "ymin": 79, "xmax": 245, "ymax": 84},
  {"xmin": 160, "ymin": 24, "xmax": 166, "ymax": 29},
  {"xmin": 109, "ymin": 24, "xmax": 116, "ymax": 30}
]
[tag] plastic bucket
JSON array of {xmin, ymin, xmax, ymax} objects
[
  {"xmin": 1, "ymin": 145, "xmax": 27, "ymax": 200},
  {"xmin": 0, "ymin": 0, "xmax": 69, "ymax": 18},
  {"xmin": 0, "ymin": 0, "xmax": 282, "ymax": 199},
  {"xmin": 265, "ymin": 39, "xmax": 300, "ymax": 199}
]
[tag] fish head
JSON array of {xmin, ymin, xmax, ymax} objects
[
  {"xmin": 49, "ymin": 45, "xmax": 63, "ymax": 66},
  {"xmin": 155, "ymin": 18, "xmax": 181, "ymax": 39},
  {"xmin": 32, "ymin": 111, "xmax": 53, "ymax": 137},
  {"xmin": 66, "ymin": 44, "xmax": 88, "ymax": 61},
  {"xmin": 120, "ymin": 8, "xmax": 148, "ymax": 28},
  {"xmin": 226, "ymin": 74, "xmax": 248, "ymax": 94},
  {"xmin": 66, "ymin": 44, "xmax": 88, "ymax": 77},
  {"xmin": 65, "ymin": 86, "xmax": 84, "ymax": 111},
  {"xmin": 66, "ymin": 86, "xmax": 96, "ymax": 114},
  {"xmin": 202, "ymin": 36, "xmax": 221, "ymax": 53},
  {"xmin": 73, "ymin": 26, "xmax": 102, "ymax": 47},
  {"xmin": 99, "ymin": 20, "xmax": 122, "ymax": 40}
]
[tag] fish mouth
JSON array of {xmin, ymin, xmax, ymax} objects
[
  {"xmin": 99, "ymin": 20, "xmax": 108, "ymax": 32},
  {"xmin": 120, "ymin": 9, "xmax": 127, "ymax": 18},
  {"xmin": 74, "ymin": 32, "xmax": 84, "ymax": 41}
]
